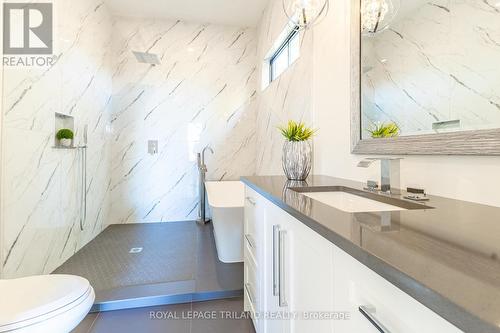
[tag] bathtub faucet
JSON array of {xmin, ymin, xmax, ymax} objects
[
  {"xmin": 198, "ymin": 146, "xmax": 214, "ymax": 172},
  {"xmin": 197, "ymin": 146, "xmax": 214, "ymax": 224}
]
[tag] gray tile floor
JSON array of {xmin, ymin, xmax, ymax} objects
[
  {"xmin": 72, "ymin": 297, "xmax": 255, "ymax": 333},
  {"xmin": 55, "ymin": 222, "xmax": 243, "ymax": 306}
]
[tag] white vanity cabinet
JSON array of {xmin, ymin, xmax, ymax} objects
[
  {"xmin": 332, "ymin": 246, "xmax": 462, "ymax": 333},
  {"xmin": 270, "ymin": 203, "xmax": 335, "ymax": 333},
  {"xmin": 243, "ymin": 185, "xmax": 463, "ymax": 333},
  {"xmin": 246, "ymin": 188, "xmax": 334, "ymax": 333},
  {"xmin": 243, "ymin": 186, "xmax": 266, "ymax": 331}
]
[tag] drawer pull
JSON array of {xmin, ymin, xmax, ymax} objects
[
  {"xmin": 272, "ymin": 225, "xmax": 280, "ymax": 296},
  {"xmin": 245, "ymin": 196, "xmax": 256, "ymax": 205},
  {"xmin": 245, "ymin": 283, "xmax": 255, "ymax": 304},
  {"xmin": 359, "ymin": 306, "xmax": 391, "ymax": 333},
  {"xmin": 245, "ymin": 234, "xmax": 256, "ymax": 249},
  {"xmin": 278, "ymin": 229, "xmax": 287, "ymax": 307}
]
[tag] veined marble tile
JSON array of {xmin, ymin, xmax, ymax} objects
[
  {"xmin": 255, "ymin": 0, "xmax": 314, "ymax": 175},
  {"xmin": 2, "ymin": 127, "xmax": 63, "ymax": 277},
  {"xmin": 108, "ymin": 17, "xmax": 257, "ymax": 224},
  {"xmin": 1, "ymin": 0, "xmax": 114, "ymax": 278},
  {"xmin": 2, "ymin": 3, "xmax": 259, "ymax": 276}
]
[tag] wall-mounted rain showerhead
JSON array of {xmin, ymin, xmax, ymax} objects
[{"xmin": 132, "ymin": 51, "xmax": 161, "ymax": 66}]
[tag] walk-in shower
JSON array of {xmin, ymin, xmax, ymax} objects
[{"xmin": 0, "ymin": 8, "xmax": 247, "ymax": 315}]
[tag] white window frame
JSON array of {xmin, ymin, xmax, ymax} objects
[
  {"xmin": 269, "ymin": 28, "xmax": 299, "ymax": 82},
  {"xmin": 262, "ymin": 25, "xmax": 300, "ymax": 90}
]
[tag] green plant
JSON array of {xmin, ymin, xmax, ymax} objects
[
  {"xmin": 278, "ymin": 120, "xmax": 316, "ymax": 142},
  {"xmin": 367, "ymin": 122, "xmax": 400, "ymax": 138},
  {"xmin": 56, "ymin": 128, "xmax": 74, "ymax": 140}
]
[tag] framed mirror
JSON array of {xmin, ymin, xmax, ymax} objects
[{"xmin": 350, "ymin": 0, "xmax": 500, "ymax": 155}]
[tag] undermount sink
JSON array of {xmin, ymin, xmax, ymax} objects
[{"xmin": 300, "ymin": 191, "xmax": 407, "ymax": 213}]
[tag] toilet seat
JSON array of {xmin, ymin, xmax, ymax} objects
[{"xmin": 0, "ymin": 275, "xmax": 95, "ymax": 333}]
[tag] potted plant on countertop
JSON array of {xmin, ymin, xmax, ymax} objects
[
  {"xmin": 56, "ymin": 128, "xmax": 74, "ymax": 147},
  {"xmin": 278, "ymin": 120, "xmax": 317, "ymax": 181}
]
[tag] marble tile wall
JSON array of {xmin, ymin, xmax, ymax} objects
[
  {"xmin": 361, "ymin": 0, "xmax": 500, "ymax": 138},
  {"xmin": 254, "ymin": 0, "xmax": 314, "ymax": 175},
  {"xmin": 109, "ymin": 18, "xmax": 257, "ymax": 223},
  {"xmin": 1, "ymin": 0, "xmax": 114, "ymax": 278}
]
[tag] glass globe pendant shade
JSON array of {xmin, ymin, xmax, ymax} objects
[
  {"xmin": 361, "ymin": 0, "xmax": 400, "ymax": 35},
  {"xmin": 282, "ymin": 0, "xmax": 329, "ymax": 30}
]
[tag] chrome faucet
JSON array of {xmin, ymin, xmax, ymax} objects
[
  {"xmin": 357, "ymin": 158, "xmax": 402, "ymax": 194},
  {"xmin": 197, "ymin": 146, "xmax": 214, "ymax": 224},
  {"xmin": 198, "ymin": 146, "xmax": 214, "ymax": 172}
]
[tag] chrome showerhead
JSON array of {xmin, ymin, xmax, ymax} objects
[
  {"xmin": 132, "ymin": 51, "xmax": 161, "ymax": 65},
  {"xmin": 83, "ymin": 124, "xmax": 88, "ymax": 146}
]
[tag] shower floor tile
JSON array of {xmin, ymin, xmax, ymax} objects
[{"xmin": 54, "ymin": 221, "xmax": 243, "ymax": 306}]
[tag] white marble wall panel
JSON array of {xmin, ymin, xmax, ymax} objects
[
  {"xmin": 254, "ymin": 0, "xmax": 314, "ymax": 175},
  {"xmin": 109, "ymin": 18, "xmax": 257, "ymax": 223},
  {"xmin": 1, "ymin": 0, "xmax": 113, "ymax": 278},
  {"xmin": 361, "ymin": 0, "xmax": 500, "ymax": 138}
]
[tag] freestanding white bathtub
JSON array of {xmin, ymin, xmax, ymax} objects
[{"xmin": 205, "ymin": 181, "xmax": 244, "ymax": 263}]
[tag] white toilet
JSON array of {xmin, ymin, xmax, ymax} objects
[{"xmin": 0, "ymin": 275, "xmax": 95, "ymax": 333}]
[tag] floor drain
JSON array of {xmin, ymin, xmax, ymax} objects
[{"xmin": 129, "ymin": 247, "xmax": 143, "ymax": 253}]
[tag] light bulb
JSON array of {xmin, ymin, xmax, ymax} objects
[
  {"xmin": 283, "ymin": 0, "xmax": 329, "ymax": 29},
  {"xmin": 361, "ymin": 0, "xmax": 399, "ymax": 35}
]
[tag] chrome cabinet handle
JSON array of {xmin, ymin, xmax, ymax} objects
[
  {"xmin": 278, "ymin": 229, "xmax": 287, "ymax": 307},
  {"xmin": 244, "ymin": 234, "xmax": 256, "ymax": 249},
  {"xmin": 272, "ymin": 225, "xmax": 280, "ymax": 296},
  {"xmin": 359, "ymin": 306, "xmax": 391, "ymax": 333},
  {"xmin": 245, "ymin": 283, "xmax": 255, "ymax": 304},
  {"xmin": 245, "ymin": 196, "xmax": 256, "ymax": 205}
]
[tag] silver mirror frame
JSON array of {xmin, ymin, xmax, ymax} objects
[{"xmin": 350, "ymin": 0, "xmax": 500, "ymax": 156}]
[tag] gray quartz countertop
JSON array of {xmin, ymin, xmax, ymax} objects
[{"xmin": 241, "ymin": 175, "xmax": 500, "ymax": 333}]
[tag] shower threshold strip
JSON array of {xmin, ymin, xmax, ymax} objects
[{"xmin": 91, "ymin": 279, "xmax": 243, "ymax": 312}]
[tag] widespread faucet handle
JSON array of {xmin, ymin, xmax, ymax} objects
[
  {"xmin": 357, "ymin": 157, "xmax": 403, "ymax": 194},
  {"xmin": 357, "ymin": 158, "xmax": 378, "ymax": 168}
]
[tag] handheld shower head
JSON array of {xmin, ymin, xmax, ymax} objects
[{"xmin": 83, "ymin": 124, "xmax": 88, "ymax": 146}]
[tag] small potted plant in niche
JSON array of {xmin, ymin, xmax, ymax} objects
[
  {"xmin": 367, "ymin": 122, "xmax": 400, "ymax": 138},
  {"xmin": 278, "ymin": 120, "xmax": 316, "ymax": 181},
  {"xmin": 56, "ymin": 128, "xmax": 74, "ymax": 147}
]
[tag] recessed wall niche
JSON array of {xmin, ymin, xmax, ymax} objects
[{"xmin": 54, "ymin": 112, "xmax": 75, "ymax": 148}]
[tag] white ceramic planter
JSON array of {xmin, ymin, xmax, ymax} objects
[{"xmin": 59, "ymin": 138, "xmax": 72, "ymax": 147}]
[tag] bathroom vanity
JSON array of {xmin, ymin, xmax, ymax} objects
[{"xmin": 241, "ymin": 175, "xmax": 500, "ymax": 333}]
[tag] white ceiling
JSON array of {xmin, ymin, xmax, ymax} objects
[{"xmin": 104, "ymin": 0, "xmax": 270, "ymax": 27}]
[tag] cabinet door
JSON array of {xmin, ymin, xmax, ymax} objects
[
  {"xmin": 284, "ymin": 214, "xmax": 335, "ymax": 333},
  {"xmin": 333, "ymin": 245, "xmax": 463, "ymax": 333},
  {"xmin": 243, "ymin": 187, "xmax": 266, "ymax": 332},
  {"xmin": 261, "ymin": 202, "xmax": 290, "ymax": 333},
  {"xmin": 244, "ymin": 186, "xmax": 264, "ymax": 261}
]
